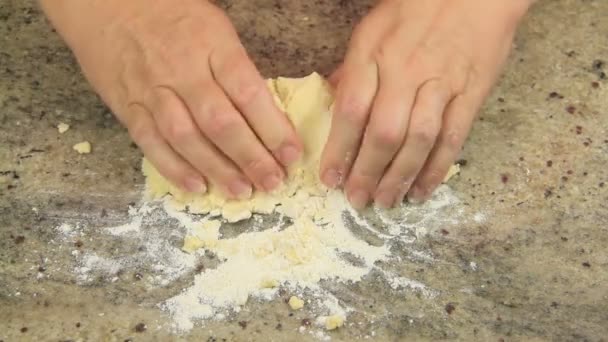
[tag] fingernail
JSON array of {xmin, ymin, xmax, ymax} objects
[
  {"xmin": 262, "ymin": 173, "xmax": 282, "ymax": 192},
  {"xmin": 395, "ymin": 190, "xmax": 408, "ymax": 206},
  {"xmin": 184, "ymin": 177, "xmax": 206, "ymax": 193},
  {"xmin": 349, "ymin": 189, "xmax": 370, "ymax": 209},
  {"xmin": 322, "ymin": 168, "xmax": 341, "ymax": 189},
  {"xmin": 396, "ymin": 179, "xmax": 414, "ymax": 205},
  {"xmin": 278, "ymin": 144, "xmax": 300, "ymax": 166},
  {"xmin": 230, "ymin": 179, "xmax": 253, "ymax": 200},
  {"xmin": 408, "ymin": 186, "xmax": 428, "ymax": 204},
  {"xmin": 374, "ymin": 190, "xmax": 396, "ymax": 209}
]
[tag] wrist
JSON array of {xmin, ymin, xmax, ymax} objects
[{"xmin": 39, "ymin": 0, "xmax": 129, "ymax": 48}]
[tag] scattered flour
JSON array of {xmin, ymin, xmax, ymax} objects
[
  {"xmin": 53, "ymin": 182, "xmax": 481, "ymax": 337},
  {"xmin": 50, "ymin": 73, "xmax": 489, "ymax": 339}
]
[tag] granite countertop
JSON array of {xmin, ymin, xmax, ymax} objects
[{"xmin": 1, "ymin": 0, "xmax": 607, "ymax": 341}]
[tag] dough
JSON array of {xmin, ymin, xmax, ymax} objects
[
  {"xmin": 443, "ymin": 163, "xmax": 460, "ymax": 182},
  {"xmin": 146, "ymin": 73, "xmax": 461, "ymax": 330},
  {"xmin": 143, "ymin": 72, "xmax": 333, "ymax": 221},
  {"xmin": 73, "ymin": 141, "xmax": 91, "ymax": 154},
  {"xmin": 324, "ymin": 315, "xmax": 344, "ymax": 330},
  {"xmin": 57, "ymin": 122, "xmax": 70, "ymax": 133},
  {"xmin": 288, "ymin": 296, "xmax": 305, "ymax": 310},
  {"xmin": 143, "ymin": 72, "xmax": 459, "ymax": 217}
]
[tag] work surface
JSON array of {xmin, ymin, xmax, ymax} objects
[{"xmin": 1, "ymin": 0, "xmax": 607, "ymax": 341}]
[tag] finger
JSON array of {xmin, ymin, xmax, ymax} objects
[
  {"xmin": 409, "ymin": 90, "xmax": 480, "ymax": 203},
  {"xmin": 146, "ymin": 86, "xmax": 253, "ymax": 200},
  {"xmin": 344, "ymin": 64, "xmax": 418, "ymax": 209},
  {"xmin": 125, "ymin": 103, "xmax": 206, "ymax": 193},
  {"xmin": 328, "ymin": 64, "xmax": 344, "ymax": 89},
  {"xmin": 209, "ymin": 44, "xmax": 303, "ymax": 167},
  {"xmin": 180, "ymin": 80, "xmax": 285, "ymax": 192},
  {"xmin": 374, "ymin": 79, "xmax": 451, "ymax": 207},
  {"xmin": 319, "ymin": 62, "xmax": 378, "ymax": 190}
]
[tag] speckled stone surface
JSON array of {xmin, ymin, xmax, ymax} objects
[{"xmin": 1, "ymin": 0, "xmax": 607, "ymax": 341}]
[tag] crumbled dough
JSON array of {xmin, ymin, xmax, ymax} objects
[
  {"xmin": 260, "ymin": 278, "xmax": 279, "ymax": 288},
  {"xmin": 182, "ymin": 236, "xmax": 205, "ymax": 253},
  {"xmin": 221, "ymin": 201, "xmax": 253, "ymax": 223},
  {"xmin": 73, "ymin": 141, "xmax": 91, "ymax": 154},
  {"xmin": 57, "ymin": 122, "xmax": 70, "ymax": 133},
  {"xmin": 324, "ymin": 315, "xmax": 344, "ymax": 330},
  {"xmin": 288, "ymin": 296, "xmax": 305, "ymax": 310},
  {"xmin": 443, "ymin": 163, "xmax": 460, "ymax": 182}
]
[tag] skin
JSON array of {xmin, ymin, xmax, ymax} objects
[
  {"xmin": 322, "ymin": 0, "xmax": 533, "ymax": 208},
  {"xmin": 40, "ymin": 0, "xmax": 303, "ymax": 200},
  {"xmin": 40, "ymin": 0, "xmax": 534, "ymax": 208}
]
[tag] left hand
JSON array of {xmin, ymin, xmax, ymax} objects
[{"xmin": 321, "ymin": 0, "xmax": 531, "ymax": 208}]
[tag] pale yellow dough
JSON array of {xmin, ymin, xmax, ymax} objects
[
  {"xmin": 57, "ymin": 122, "xmax": 70, "ymax": 134},
  {"xmin": 143, "ymin": 72, "xmax": 333, "ymax": 222},
  {"xmin": 143, "ymin": 72, "xmax": 459, "ymax": 221},
  {"xmin": 324, "ymin": 315, "xmax": 345, "ymax": 330},
  {"xmin": 288, "ymin": 296, "xmax": 305, "ymax": 310},
  {"xmin": 73, "ymin": 141, "xmax": 91, "ymax": 154}
]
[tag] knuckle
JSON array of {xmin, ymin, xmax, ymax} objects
[
  {"xmin": 128, "ymin": 119, "xmax": 153, "ymax": 146},
  {"xmin": 370, "ymin": 126, "xmax": 403, "ymax": 149},
  {"xmin": 351, "ymin": 163, "xmax": 382, "ymax": 182},
  {"xmin": 166, "ymin": 119, "xmax": 198, "ymax": 143},
  {"xmin": 336, "ymin": 96, "xmax": 370, "ymax": 126},
  {"xmin": 233, "ymin": 80, "xmax": 264, "ymax": 107},
  {"xmin": 423, "ymin": 169, "xmax": 445, "ymax": 186},
  {"xmin": 410, "ymin": 123, "xmax": 439, "ymax": 146},
  {"xmin": 203, "ymin": 105, "xmax": 239, "ymax": 137},
  {"xmin": 442, "ymin": 130, "xmax": 464, "ymax": 151},
  {"xmin": 373, "ymin": 42, "xmax": 392, "ymax": 64},
  {"xmin": 243, "ymin": 156, "xmax": 273, "ymax": 177},
  {"xmin": 216, "ymin": 50, "xmax": 264, "ymax": 106},
  {"xmin": 166, "ymin": 169, "xmax": 190, "ymax": 187}
]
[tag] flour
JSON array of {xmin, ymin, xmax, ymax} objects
[
  {"xmin": 51, "ymin": 73, "xmax": 488, "ymax": 340},
  {"xmin": 56, "ymin": 203, "xmax": 198, "ymax": 287},
  {"xmin": 154, "ymin": 185, "xmax": 464, "ymax": 332},
  {"xmin": 385, "ymin": 273, "xmax": 438, "ymax": 298},
  {"xmin": 54, "ymin": 182, "xmax": 476, "ymax": 336}
]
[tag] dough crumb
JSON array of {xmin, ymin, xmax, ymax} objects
[
  {"xmin": 443, "ymin": 164, "xmax": 460, "ymax": 182},
  {"xmin": 73, "ymin": 141, "xmax": 91, "ymax": 154},
  {"xmin": 288, "ymin": 296, "xmax": 304, "ymax": 310},
  {"xmin": 57, "ymin": 123, "xmax": 70, "ymax": 133},
  {"xmin": 260, "ymin": 278, "xmax": 279, "ymax": 288},
  {"xmin": 324, "ymin": 315, "xmax": 344, "ymax": 330},
  {"xmin": 182, "ymin": 235, "xmax": 204, "ymax": 253}
]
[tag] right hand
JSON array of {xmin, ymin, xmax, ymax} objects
[{"xmin": 41, "ymin": 0, "xmax": 302, "ymax": 199}]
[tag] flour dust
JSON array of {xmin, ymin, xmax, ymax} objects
[{"xmin": 53, "ymin": 185, "xmax": 485, "ymax": 338}]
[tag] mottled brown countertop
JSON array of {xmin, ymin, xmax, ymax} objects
[{"xmin": 1, "ymin": 0, "xmax": 607, "ymax": 341}]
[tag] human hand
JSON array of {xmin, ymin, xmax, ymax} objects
[
  {"xmin": 321, "ymin": 0, "xmax": 531, "ymax": 208},
  {"xmin": 41, "ymin": 0, "xmax": 302, "ymax": 199}
]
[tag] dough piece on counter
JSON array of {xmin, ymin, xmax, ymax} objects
[
  {"xmin": 73, "ymin": 141, "xmax": 91, "ymax": 154},
  {"xmin": 182, "ymin": 236, "xmax": 205, "ymax": 253},
  {"xmin": 443, "ymin": 164, "xmax": 460, "ymax": 182},
  {"xmin": 324, "ymin": 315, "xmax": 344, "ymax": 330},
  {"xmin": 260, "ymin": 278, "xmax": 280, "ymax": 288},
  {"xmin": 57, "ymin": 122, "xmax": 70, "ymax": 133},
  {"xmin": 288, "ymin": 296, "xmax": 305, "ymax": 310}
]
